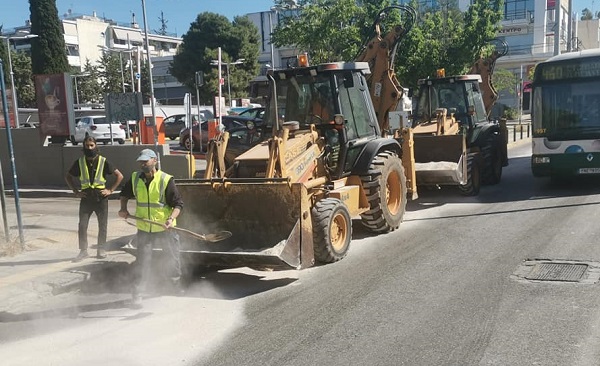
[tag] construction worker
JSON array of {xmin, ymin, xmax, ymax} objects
[
  {"xmin": 65, "ymin": 136, "xmax": 124, "ymax": 262},
  {"xmin": 118, "ymin": 149, "xmax": 184, "ymax": 309}
]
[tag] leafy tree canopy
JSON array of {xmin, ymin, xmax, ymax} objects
[
  {"xmin": 11, "ymin": 51, "xmax": 36, "ymax": 108},
  {"xmin": 581, "ymin": 8, "xmax": 593, "ymax": 20},
  {"xmin": 271, "ymin": 0, "xmax": 503, "ymax": 88},
  {"xmin": 75, "ymin": 60, "xmax": 103, "ymax": 104},
  {"xmin": 170, "ymin": 12, "xmax": 260, "ymax": 104}
]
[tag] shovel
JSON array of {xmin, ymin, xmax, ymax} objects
[{"xmin": 126, "ymin": 214, "xmax": 232, "ymax": 242}]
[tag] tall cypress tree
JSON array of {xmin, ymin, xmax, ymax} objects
[{"xmin": 29, "ymin": 0, "xmax": 69, "ymax": 74}]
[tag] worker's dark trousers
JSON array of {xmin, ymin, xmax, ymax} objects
[
  {"xmin": 132, "ymin": 230, "xmax": 181, "ymax": 295},
  {"xmin": 78, "ymin": 197, "xmax": 108, "ymax": 250}
]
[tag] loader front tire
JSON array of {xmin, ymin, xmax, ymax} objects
[
  {"xmin": 312, "ymin": 198, "xmax": 351, "ymax": 264},
  {"xmin": 360, "ymin": 151, "xmax": 407, "ymax": 233}
]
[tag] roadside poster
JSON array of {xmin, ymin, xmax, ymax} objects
[
  {"xmin": 0, "ymin": 89, "xmax": 15, "ymax": 128},
  {"xmin": 213, "ymin": 96, "xmax": 226, "ymax": 117},
  {"xmin": 34, "ymin": 73, "xmax": 75, "ymax": 136}
]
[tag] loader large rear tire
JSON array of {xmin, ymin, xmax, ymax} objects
[
  {"xmin": 458, "ymin": 153, "xmax": 481, "ymax": 196},
  {"xmin": 312, "ymin": 198, "xmax": 351, "ymax": 264},
  {"xmin": 481, "ymin": 137, "xmax": 502, "ymax": 185},
  {"xmin": 360, "ymin": 151, "xmax": 407, "ymax": 233}
]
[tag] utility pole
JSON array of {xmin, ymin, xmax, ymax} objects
[{"xmin": 141, "ymin": 0, "xmax": 160, "ymax": 168}]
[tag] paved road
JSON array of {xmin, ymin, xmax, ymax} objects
[{"xmin": 10, "ymin": 137, "xmax": 595, "ymax": 366}]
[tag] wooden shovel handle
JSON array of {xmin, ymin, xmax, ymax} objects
[{"xmin": 126, "ymin": 214, "xmax": 231, "ymax": 242}]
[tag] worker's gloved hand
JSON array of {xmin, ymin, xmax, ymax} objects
[{"xmin": 165, "ymin": 217, "xmax": 175, "ymax": 229}]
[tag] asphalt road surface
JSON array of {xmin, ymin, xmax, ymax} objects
[{"xmin": 3, "ymin": 139, "xmax": 600, "ymax": 366}]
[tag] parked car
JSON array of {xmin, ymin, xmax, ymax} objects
[
  {"xmin": 223, "ymin": 122, "xmax": 266, "ymax": 167},
  {"xmin": 163, "ymin": 110, "xmax": 215, "ymax": 140},
  {"xmin": 227, "ymin": 106, "xmax": 250, "ymax": 115},
  {"xmin": 179, "ymin": 115, "xmax": 262, "ymax": 152},
  {"xmin": 71, "ymin": 115, "xmax": 126, "ymax": 145},
  {"xmin": 238, "ymin": 107, "xmax": 265, "ymax": 119}
]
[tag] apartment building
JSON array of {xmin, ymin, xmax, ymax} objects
[{"xmin": 3, "ymin": 11, "xmax": 183, "ymax": 103}]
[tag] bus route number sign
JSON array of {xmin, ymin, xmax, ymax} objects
[{"xmin": 540, "ymin": 61, "xmax": 600, "ymax": 81}]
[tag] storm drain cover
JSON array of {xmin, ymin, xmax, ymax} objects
[
  {"xmin": 512, "ymin": 260, "xmax": 600, "ymax": 284},
  {"xmin": 525, "ymin": 263, "xmax": 587, "ymax": 282}
]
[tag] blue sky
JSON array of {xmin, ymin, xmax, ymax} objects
[
  {"xmin": 1, "ymin": 0, "xmax": 277, "ymax": 36},
  {"xmin": 1, "ymin": 0, "xmax": 595, "ymax": 36}
]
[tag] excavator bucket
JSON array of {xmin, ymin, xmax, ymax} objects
[
  {"xmin": 174, "ymin": 179, "xmax": 315, "ymax": 270},
  {"xmin": 413, "ymin": 134, "xmax": 467, "ymax": 185}
]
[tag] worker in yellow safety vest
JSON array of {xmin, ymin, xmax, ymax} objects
[
  {"xmin": 65, "ymin": 136, "xmax": 123, "ymax": 262},
  {"xmin": 118, "ymin": 148, "xmax": 184, "ymax": 309}
]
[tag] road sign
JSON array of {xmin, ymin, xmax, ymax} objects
[
  {"xmin": 135, "ymin": 72, "xmax": 141, "ymax": 80},
  {"xmin": 219, "ymin": 78, "xmax": 225, "ymax": 85},
  {"xmin": 195, "ymin": 71, "xmax": 204, "ymax": 87}
]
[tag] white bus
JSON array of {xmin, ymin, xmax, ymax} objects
[{"xmin": 531, "ymin": 49, "xmax": 600, "ymax": 178}]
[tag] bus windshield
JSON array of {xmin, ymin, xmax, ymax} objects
[{"xmin": 533, "ymin": 79, "xmax": 600, "ymax": 140}]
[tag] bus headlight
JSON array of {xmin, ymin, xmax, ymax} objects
[{"xmin": 532, "ymin": 156, "xmax": 550, "ymax": 164}]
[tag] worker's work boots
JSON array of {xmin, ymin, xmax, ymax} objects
[
  {"xmin": 72, "ymin": 249, "xmax": 89, "ymax": 263},
  {"xmin": 97, "ymin": 247, "xmax": 107, "ymax": 259}
]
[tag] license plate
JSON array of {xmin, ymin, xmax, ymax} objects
[{"xmin": 578, "ymin": 168, "xmax": 600, "ymax": 174}]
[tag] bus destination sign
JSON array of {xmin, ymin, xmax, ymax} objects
[{"xmin": 539, "ymin": 60, "xmax": 600, "ymax": 81}]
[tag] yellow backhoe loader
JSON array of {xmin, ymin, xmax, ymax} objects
[{"xmin": 155, "ymin": 6, "xmax": 420, "ymax": 271}]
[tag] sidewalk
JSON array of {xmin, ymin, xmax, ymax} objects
[{"xmin": 0, "ymin": 198, "xmax": 137, "ymax": 314}]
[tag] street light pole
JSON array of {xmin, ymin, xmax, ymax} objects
[
  {"xmin": 211, "ymin": 58, "xmax": 244, "ymax": 108},
  {"xmin": 119, "ymin": 51, "xmax": 125, "ymax": 93},
  {"xmin": 0, "ymin": 58, "xmax": 25, "ymax": 246},
  {"xmin": 74, "ymin": 77, "xmax": 79, "ymax": 105},
  {"xmin": 226, "ymin": 63, "xmax": 232, "ymax": 107},
  {"xmin": 141, "ymin": 0, "xmax": 160, "ymax": 168},
  {"xmin": 268, "ymin": 11, "xmax": 275, "ymax": 70}
]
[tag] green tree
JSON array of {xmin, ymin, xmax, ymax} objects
[
  {"xmin": 271, "ymin": 0, "xmax": 503, "ymax": 88},
  {"xmin": 75, "ymin": 60, "xmax": 103, "ymax": 104},
  {"xmin": 581, "ymin": 8, "xmax": 593, "ymax": 20},
  {"xmin": 11, "ymin": 51, "xmax": 36, "ymax": 108},
  {"xmin": 170, "ymin": 12, "xmax": 260, "ymax": 104},
  {"xmin": 29, "ymin": 0, "xmax": 69, "ymax": 74},
  {"xmin": 98, "ymin": 51, "xmax": 126, "ymax": 98},
  {"xmin": 140, "ymin": 59, "xmax": 152, "ymax": 104},
  {"xmin": 492, "ymin": 68, "xmax": 517, "ymax": 96}
]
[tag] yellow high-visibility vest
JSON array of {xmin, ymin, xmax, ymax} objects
[
  {"xmin": 78, "ymin": 156, "xmax": 107, "ymax": 189},
  {"xmin": 132, "ymin": 170, "xmax": 175, "ymax": 232}
]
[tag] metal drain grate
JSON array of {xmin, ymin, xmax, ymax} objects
[{"xmin": 525, "ymin": 263, "xmax": 588, "ymax": 282}]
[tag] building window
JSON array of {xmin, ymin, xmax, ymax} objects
[
  {"xmin": 66, "ymin": 44, "xmax": 80, "ymax": 56},
  {"xmin": 504, "ymin": 0, "xmax": 531, "ymax": 21}
]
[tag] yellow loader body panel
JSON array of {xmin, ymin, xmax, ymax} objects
[{"xmin": 175, "ymin": 180, "xmax": 315, "ymax": 270}]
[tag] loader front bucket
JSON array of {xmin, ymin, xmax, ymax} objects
[
  {"xmin": 413, "ymin": 134, "xmax": 466, "ymax": 185},
  {"xmin": 173, "ymin": 179, "xmax": 315, "ymax": 270}
]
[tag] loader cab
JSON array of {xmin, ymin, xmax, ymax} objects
[
  {"xmin": 263, "ymin": 62, "xmax": 380, "ymax": 178},
  {"xmin": 413, "ymin": 75, "xmax": 487, "ymax": 129}
]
